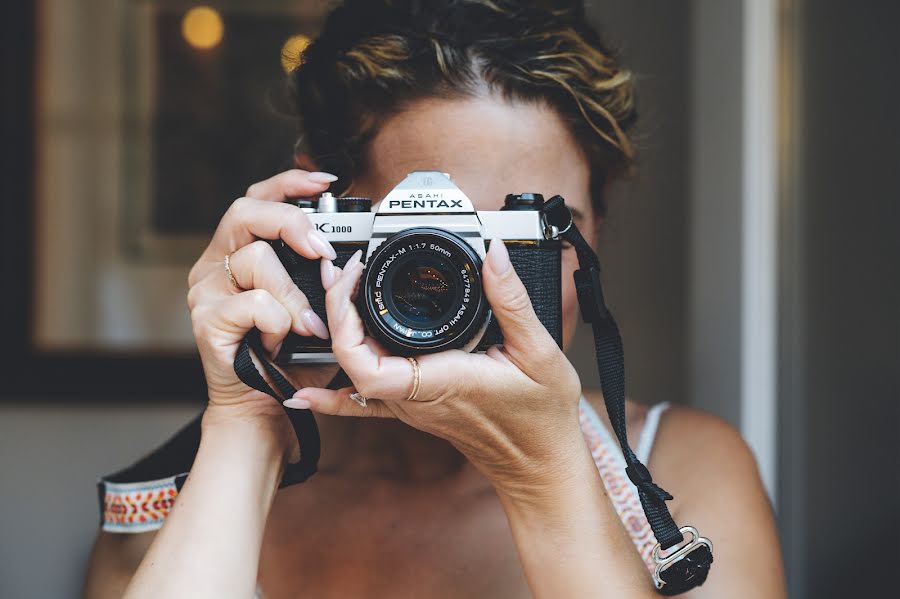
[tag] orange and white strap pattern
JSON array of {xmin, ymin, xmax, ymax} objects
[{"xmin": 101, "ymin": 476, "xmax": 179, "ymax": 533}]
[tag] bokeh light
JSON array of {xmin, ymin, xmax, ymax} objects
[
  {"xmin": 181, "ymin": 6, "xmax": 224, "ymax": 50},
  {"xmin": 281, "ymin": 34, "xmax": 311, "ymax": 72}
]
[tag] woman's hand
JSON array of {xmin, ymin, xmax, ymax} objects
[
  {"xmin": 286, "ymin": 239, "xmax": 585, "ymax": 500},
  {"xmin": 186, "ymin": 169, "xmax": 341, "ymax": 455},
  {"xmin": 123, "ymin": 170, "xmax": 346, "ymax": 599}
]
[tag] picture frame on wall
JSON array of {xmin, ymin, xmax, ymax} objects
[
  {"xmin": 4, "ymin": 0, "xmax": 328, "ymax": 397},
  {"xmin": 35, "ymin": 0, "xmax": 324, "ymax": 352}
]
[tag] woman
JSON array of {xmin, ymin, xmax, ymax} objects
[{"xmin": 85, "ymin": 1, "xmax": 785, "ymax": 597}]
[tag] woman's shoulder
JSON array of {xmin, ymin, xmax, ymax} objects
[
  {"xmin": 582, "ymin": 392, "xmax": 752, "ymax": 462},
  {"xmin": 652, "ymin": 403, "xmax": 756, "ymax": 477},
  {"xmin": 84, "ymin": 529, "xmax": 157, "ymax": 597},
  {"xmin": 581, "ymin": 392, "xmax": 761, "ymax": 511},
  {"xmin": 622, "ymin": 403, "xmax": 785, "ymax": 595},
  {"xmin": 647, "ymin": 403, "xmax": 765, "ymax": 524}
]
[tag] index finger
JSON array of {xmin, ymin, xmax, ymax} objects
[
  {"xmin": 245, "ymin": 169, "xmax": 338, "ymax": 202},
  {"xmin": 190, "ymin": 198, "xmax": 337, "ymax": 286},
  {"xmin": 324, "ymin": 257, "xmax": 475, "ymax": 403}
]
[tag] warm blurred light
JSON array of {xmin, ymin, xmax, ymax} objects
[
  {"xmin": 281, "ymin": 34, "xmax": 311, "ymax": 72},
  {"xmin": 182, "ymin": 6, "xmax": 224, "ymax": 50}
]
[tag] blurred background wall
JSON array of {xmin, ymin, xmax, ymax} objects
[
  {"xmin": 1, "ymin": 1, "xmax": 897, "ymax": 598},
  {"xmin": 777, "ymin": 2, "xmax": 900, "ymax": 596}
]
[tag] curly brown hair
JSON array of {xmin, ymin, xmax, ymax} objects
[{"xmin": 290, "ymin": 0, "xmax": 636, "ymax": 215}]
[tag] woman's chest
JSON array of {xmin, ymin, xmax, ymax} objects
[{"xmin": 258, "ymin": 482, "xmax": 531, "ymax": 598}]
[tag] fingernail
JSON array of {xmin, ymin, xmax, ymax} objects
[
  {"xmin": 344, "ymin": 249, "xmax": 363, "ymax": 272},
  {"xmin": 307, "ymin": 171, "xmax": 338, "ymax": 184},
  {"xmin": 487, "ymin": 238, "xmax": 511, "ymax": 275},
  {"xmin": 300, "ymin": 309, "xmax": 330, "ymax": 339},
  {"xmin": 321, "ymin": 259, "xmax": 337, "ymax": 290},
  {"xmin": 271, "ymin": 341, "xmax": 283, "ymax": 361},
  {"xmin": 307, "ymin": 230, "xmax": 337, "ymax": 260},
  {"xmin": 283, "ymin": 398, "xmax": 311, "ymax": 410}
]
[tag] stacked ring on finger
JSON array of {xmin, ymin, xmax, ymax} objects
[
  {"xmin": 347, "ymin": 357, "xmax": 421, "ymax": 408},
  {"xmin": 405, "ymin": 357, "xmax": 421, "ymax": 401},
  {"xmin": 224, "ymin": 253, "xmax": 245, "ymax": 291}
]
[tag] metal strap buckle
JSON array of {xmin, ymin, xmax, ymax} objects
[{"xmin": 651, "ymin": 526, "xmax": 713, "ymax": 590}]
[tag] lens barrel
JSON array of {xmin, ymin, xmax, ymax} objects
[{"xmin": 359, "ymin": 228, "xmax": 489, "ymax": 355}]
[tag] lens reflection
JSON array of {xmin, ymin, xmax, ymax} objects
[{"xmin": 389, "ymin": 255, "xmax": 457, "ymax": 325}]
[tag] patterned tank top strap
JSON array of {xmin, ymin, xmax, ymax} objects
[{"xmin": 577, "ymin": 398, "xmax": 670, "ymax": 574}]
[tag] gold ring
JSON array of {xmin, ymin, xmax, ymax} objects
[
  {"xmin": 224, "ymin": 253, "xmax": 243, "ymax": 290},
  {"xmin": 405, "ymin": 357, "xmax": 421, "ymax": 401}
]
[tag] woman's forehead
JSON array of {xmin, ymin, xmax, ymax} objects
[{"xmin": 352, "ymin": 96, "xmax": 592, "ymax": 214}]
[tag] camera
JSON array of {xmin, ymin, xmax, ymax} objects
[{"xmin": 271, "ymin": 171, "xmax": 563, "ymax": 364}]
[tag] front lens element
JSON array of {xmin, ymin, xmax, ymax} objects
[
  {"xmin": 385, "ymin": 253, "xmax": 462, "ymax": 327},
  {"xmin": 360, "ymin": 228, "xmax": 488, "ymax": 354}
]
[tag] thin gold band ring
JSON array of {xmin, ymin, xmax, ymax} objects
[
  {"xmin": 347, "ymin": 357, "xmax": 421, "ymax": 408},
  {"xmin": 405, "ymin": 357, "xmax": 421, "ymax": 401},
  {"xmin": 224, "ymin": 253, "xmax": 243, "ymax": 290}
]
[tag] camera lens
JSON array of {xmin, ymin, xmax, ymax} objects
[{"xmin": 360, "ymin": 228, "xmax": 490, "ymax": 355}]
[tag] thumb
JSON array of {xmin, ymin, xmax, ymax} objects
[{"xmin": 482, "ymin": 239, "xmax": 557, "ymax": 358}]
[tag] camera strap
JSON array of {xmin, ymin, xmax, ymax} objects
[
  {"xmin": 233, "ymin": 328, "xmax": 322, "ymax": 486},
  {"xmin": 541, "ymin": 195, "xmax": 713, "ymax": 594}
]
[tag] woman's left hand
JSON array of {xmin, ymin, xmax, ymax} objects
[{"xmin": 285, "ymin": 239, "xmax": 584, "ymax": 500}]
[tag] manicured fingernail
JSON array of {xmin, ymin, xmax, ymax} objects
[
  {"xmin": 307, "ymin": 171, "xmax": 338, "ymax": 183},
  {"xmin": 307, "ymin": 230, "xmax": 337, "ymax": 260},
  {"xmin": 487, "ymin": 238, "xmax": 511, "ymax": 275},
  {"xmin": 283, "ymin": 398, "xmax": 311, "ymax": 410},
  {"xmin": 300, "ymin": 309, "xmax": 329, "ymax": 340},
  {"xmin": 343, "ymin": 249, "xmax": 363, "ymax": 272},
  {"xmin": 271, "ymin": 341, "xmax": 283, "ymax": 361},
  {"xmin": 321, "ymin": 259, "xmax": 337, "ymax": 290}
]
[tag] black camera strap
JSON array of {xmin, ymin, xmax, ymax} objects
[
  {"xmin": 541, "ymin": 195, "xmax": 713, "ymax": 594},
  {"xmin": 233, "ymin": 328, "xmax": 322, "ymax": 486},
  {"xmin": 232, "ymin": 196, "xmax": 712, "ymax": 594}
]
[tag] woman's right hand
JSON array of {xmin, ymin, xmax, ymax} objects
[{"xmin": 186, "ymin": 170, "xmax": 341, "ymax": 439}]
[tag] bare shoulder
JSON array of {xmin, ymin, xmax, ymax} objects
[
  {"xmin": 648, "ymin": 405, "xmax": 787, "ymax": 598},
  {"xmin": 83, "ymin": 530, "xmax": 156, "ymax": 598},
  {"xmin": 649, "ymin": 405, "xmax": 762, "ymax": 508},
  {"xmin": 579, "ymin": 393, "xmax": 758, "ymax": 497},
  {"xmin": 563, "ymin": 393, "xmax": 784, "ymax": 595},
  {"xmin": 580, "ymin": 395, "xmax": 763, "ymax": 507}
]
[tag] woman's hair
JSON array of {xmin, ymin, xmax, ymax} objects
[{"xmin": 290, "ymin": 0, "xmax": 636, "ymax": 216}]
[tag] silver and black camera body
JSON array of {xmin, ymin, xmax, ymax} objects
[{"xmin": 271, "ymin": 171, "xmax": 563, "ymax": 364}]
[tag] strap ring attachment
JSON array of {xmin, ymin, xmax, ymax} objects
[
  {"xmin": 652, "ymin": 526, "xmax": 714, "ymax": 590},
  {"xmin": 540, "ymin": 195, "xmax": 574, "ymax": 239}
]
